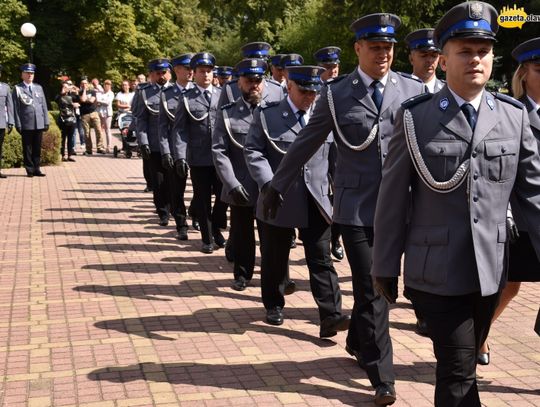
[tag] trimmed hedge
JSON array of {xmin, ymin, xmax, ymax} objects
[{"xmin": 1, "ymin": 111, "xmax": 62, "ymax": 169}]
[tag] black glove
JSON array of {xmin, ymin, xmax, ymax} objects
[
  {"xmin": 261, "ymin": 182, "xmax": 283, "ymax": 220},
  {"xmin": 175, "ymin": 159, "xmax": 189, "ymax": 178},
  {"xmin": 506, "ymin": 216, "xmax": 520, "ymax": 244},
  {"xmin": 43, "ymin": 125, "xmax": 49, "ymax": 132},
  {"xmin": 161, "ymin": 153, "xmax": 174, "ymax": 170},
  {"xmin": 16, "ymin": 127, "xmax": 21, "ymax": 134},
  {"xmin": 140, "ymin": 144, "xmax": 151, "ymax": 160},
  {"xmin": 373, "ymin": 277, "xmax": 398, "ymax": 304},
  {"xmin": 229, "ymin": 185, "xmax": 250, "ymax": 206},
  {"xmin": 7, "ymin": 125, "xmax": 13, "ymax": 134}
]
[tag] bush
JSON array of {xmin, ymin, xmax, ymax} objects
[{"xmin": 1, "ymin": 111, "xmax": 62, "ymax": 169}]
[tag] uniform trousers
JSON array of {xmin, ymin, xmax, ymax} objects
[
  {"xmin": 0, "ymin": 129, "xmax": 5, "ymax": 166},
  {"xmin": 189, "ymin": 166, "xmax": 228, "ymax": 245},
  {"xmin": 148, "ymin": 152, "xmax": 170, "ymax": 219},
  {"xmin": 230, "ymin": 205, "xmax": 256, "ymax": 281},
  {"xmin": 339, "ymin": 224, "xmax": 394, "ymax": 387},
  {"xmin": 166, "ymin": 167, "xmax": 188, "ymax": 231},
  {"xmin": 143, "ymin": 159, "xmax": 153, "ymax": 190},
  {"xmin": 20, "ymin": 129, "xmax": 43, "ymax": 175},
  {"xmin": 258, "ymin": 195, "xmax": 342, "ymax": 322},
  {"xmin": 407, "ymin": 287, "xmax": 500, "ymax": 407}
]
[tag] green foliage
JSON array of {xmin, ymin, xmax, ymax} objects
[
  {"xmin": 2, "ymin": 128, "xmax": 24, "ymax": 168},
  {"xmin": 0, "ymin": 0, "xmax": 29, "ymax": 84}
]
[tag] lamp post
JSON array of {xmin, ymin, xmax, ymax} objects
[{"xmin": 20, "ymin": 23, "xmax": 37, "ymax": 63}]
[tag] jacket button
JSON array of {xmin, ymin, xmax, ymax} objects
[
  {"xmin": 380, "ymin": 134, "xmax": 385, "ymax": 140},
  {"xmin": 379, "ymin": 117, "xmax": 383, "ymax": 122},
  {"xmin": 473, "ymin": 196, "xmax": 478, "ymax": 202},
  {"xmin": 382, "ymin": 153, "xmax": 387, "ymax": 158},
  {"xmin": 473, "ymin": 173, "xmax": 478, "ymax": 180},
  {"xmin": 439, "ymin": 148, "xmax": 444, "ymax": 154},
  {"xmin": 501, "ymin": 147, "xmax": 507, "ymax": 153},
  {"xmin": 473, "ymin": 218, "xmax": 478, "ymax": 223},
  {"xmin": 472, "ymin": 151, "xmax": 477, "ymax": 158}
]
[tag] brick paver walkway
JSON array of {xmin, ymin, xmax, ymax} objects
[{"xmin": 0, "ymin": 150, "xmax": 538, "ymax": 407}]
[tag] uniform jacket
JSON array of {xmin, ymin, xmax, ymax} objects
[
  {"xmin": 12, "ymin": 82, "xmax": 49, "ymax": 131},
  {"xmin": 135, "ymin": 83, "xmax": 165, "ymax": 153},
  {"xmin": 217, "ymin": 78, "xmax": 285, "ymax": 108},
  {"xmin": 158, "ymin": 83, "xmax": 193, "ymax": 156},
  {"xmin": 371, "ymin": 85, "xmax": 540, "ymax": 297},
  {"xmin": 270, "ymin": 69, "xmax": 424, "ymax": 227},
  {"xmin": 244, "ymin": 98, "xmax": 333, "ymax": 228},
  {"xmin": 212, "ymin": 99, "xmax": 259, "ymax": 206},
  {"xmin": 0, "ymin": 82, "xmax": 14, "ymax": 129},
  {"xmin": 172, "ymin": 85, "xmax": 221, "ymax": 166}
]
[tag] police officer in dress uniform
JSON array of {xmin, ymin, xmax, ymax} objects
[
  {"xmin": 405, "ymin": 28, "xmax": 445, "ymax": 93},
  {"xmin": 212, "ymin": 58, "xmax": 268, "ymax": 291},
  {"xmin": 218, "ymin": 42, "xmax": 284, "ymax": 107},
  {"xmin": 371, "ymin": 3, "xmax": 540, "ymax": 406},
  {"xmin": 13, "ymin": 63, "xmax": 49, "ymax": 177},
  {"xmin": 263, "ymin": 13, "xmax": 425, "ymax": 405},
  {"xmin": 172, "ymin": 52, "xmax": 228, "ymax": 254},
  {"xmin": 136, "ymin": 58, "xmax": 172, "ymax": 226},
  {"xmin": 159, "ymin": 54, "xmax": 196, "ymax": 240},
  {"xmin": 244, "ymin": 65, "xmax": 351, "ymax": 336},
  {"xmin": 216, "ymin": 66, "xmax": 233, "ymax": 87},
  {"xmin": 269, "ymin": 54, "xmax": 286, "ymax": 89},
  {"xmin": 0, "ymin": 64, "xmax": 14, "ymax": 178},
  {"xmin": 314, "ymin": 46, "xmax": 345, "ymax": 261}
]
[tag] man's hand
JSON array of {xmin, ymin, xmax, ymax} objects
[
  {"xmin": 7, "ymin": 125, "xmax": 13, "ymax": 134},
  {"xmin": 506, "ymin": 216, "xmax": 520, "ymax": 244},
  {"xmin": 161, "ymin": 153, "xmax": 174, "ymax": 170},
  {"xmin": 261, "ymin": 182, "xmax": 283, "ymax": 220},
  {"xmin": 175, "ymin": 159, "xmax": 189, "ymax": 178},
  {"xmin": 229, "ymin": 185, "xmax": 250, "ymax": 206},
  {"xmin": 16, "ymin": 127, "xmax": 21, "ymax": 134},
  {"xmin": 373, "ymin": 277, "xmax": 398, "ymax": 304},
  {"xmin": 140, "ymin": 144, "xmax": 151, "ymax": 160}
]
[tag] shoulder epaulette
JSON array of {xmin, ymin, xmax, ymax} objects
[
  {"xmin": 325, "ymin": 74, "xmax": 347, "ymax": 85},
  {"xmin": 396, "ymin": 71, "xmax": 423, "ymax": 83},
  {"xmin": 220, "ymin": 102, "xmax": 235, "ymax": 110},
  {"xmin": 493, "ymin": 92, "xmax": 524, "ymax": 109},
  {"xmin": 402, "ymin": 92, "xmax": 433, "ymax": 109},
  {"xmin": 137, "ymin": 83, "xmax": 150, "ymax": 90},
  {"xmin": 262, "ymin": 101, "xmax": 280, "ymax": 110}
]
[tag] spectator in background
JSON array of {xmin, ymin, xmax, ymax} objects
[
  {"xmin": 77, "ymin": 78, "xmax": 105, "ymax": 155},
  {"xmin": 115, "ymin": 80, "xmax": 134, "ymax": 113},
  {"xmin": 92, "ymin": 78, "xmax": 104, "ymax": 93},
  {"xmin": 129, "ymin": 79, "xmax": 138, "ymax": 92},
  {"xmin": 137, "ymin": 73, "xmax": 147, "ymax": 84},
  {"xmin": 97, "ymin": 79, "xmax": 114, "ymax": 153},
  {"xmin": 55, "ymin": 81, "xmax": 78, "ymax": 162}
]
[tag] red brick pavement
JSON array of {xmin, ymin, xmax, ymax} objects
[{"xmin": 0, "ymin": 152, "xmax": 538, "ymax": 406}]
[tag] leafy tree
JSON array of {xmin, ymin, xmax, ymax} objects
[{"xmin": 0, "ymin": 0, "xmax": 29, "ymax": 83}]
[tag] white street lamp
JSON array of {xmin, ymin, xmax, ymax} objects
[{"xmin": 20, "ymin": 23, "xmax": 37, "ymax": 63}]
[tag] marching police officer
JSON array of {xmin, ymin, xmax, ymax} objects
[
  {"xmin": 173, "ymin": 52, "xmax": 228, "ymax": 253},
  {"xmin": 371, "ymin": 2, "xmax": 540, "ymax": 405},
  {"xmin": 159, "ymin": 54, "xmax": 195, "ymax": 240},
  {"xmin": 212, "ymin": 59, "xmax": 267, "ymax": 290},
  {"xmin": 405, "ymin": 28, "xmax": 445, "ymax": 93},
  {"xmin": 263, "ymin": 13, "xmax": 425, "ymax": 405},
  {"xmin": 269, "ymin": 54, "xmax": 286, "ymax": 88},
  {"xmin": 215, "ymin": 66, "xmax": 233, "ymax": 87},
  {"xmin": 136, "ymin": 58, "xmax": 172, "ymax": 226},
  {"xmin": 314, "ymin": 46, "xmax": 344, "ymax": 261},
  {"xmin": 0, "ymin": 64, "xmax": 14, "ymax": 179},
  {"xmin": 218, "ymin": 42, "xmax": 284, "ymax": 107},
  {"xmin": 13, "ymin": 63, "xmax": 49, "ymax": 177},
  {"xmin": 244, "ymin": 65, "xmax": 350, "ymax": 336}
]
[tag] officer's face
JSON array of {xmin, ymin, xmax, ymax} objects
[
  {"xmin": 194, "ymin": 66, "xmax": 213, "ymax": 88},
  {"xmin": 287, "ymin": 81, "xmax": 317, "ymax": 111},
  {"xmin": 409, "ymin": 49, "xmax": 440, "ymax": 82},
  {"xmin": 21, "ymin": 71, "xmax": 35, "ymax": 83},
  {"xmin": 239, "ymin": 76, "xmax": 264, "ymax": 105},
  {"xmin": 523, "ymin": 62, "xmax": 540, "ymax": 99},
  {"xmin": 174, "ymin": 66, "xmax": 193, "ymax": 84},
  {"xmin": 218, "ymin": 76, "xmax": 232, "ymax": 86},
  {"xmin": 150, "ymin": 70, "xmax": 168, "ymax": 86},
  {"xmin": 271, "ymin": 65, "xmax": 285, "ymax": 82},
  {"xmin": 440, "ymin": 39, "xmax": 493, "ymax": 96},
  {"xmin": 355, "ymin": 40, "xmax": 394, "ymax": 79},
  {"xmin": 320, "ymin": 64, "xmax": 339, "ymax": 81}
]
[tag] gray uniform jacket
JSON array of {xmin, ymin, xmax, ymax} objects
[
  {"xmin": 212, "ymin": 99, "xmax": 259, "ymax": 207},
  {"xmin": 371, "ymin": 86, "xmax": 540, "ymax": 297},
  {"xmin": 172, "ymin": 86, "xmax": 221, "ymax": 166},
  {"xmin": 244, "ymin": 99, "xmax": 333, "ymax": 228},
  {"xmin": 136, "ymin": 83, "xmax": 164, "ymax": 153},
  {"xmin": 158, "ymin": 84, "xmax": 191, "ymax": 156},
  {"xmin": 217, "ymin": 78, "xmax": 285, "ymax": 108},
  {"xmin": 12, "ymin": 82, "xmax": 49, "ymax": 131},
  {"xmin": 270, "ymin": 69, "xmax": 424, "ymax": 227},
  {"xmin": 0, "ymin": 82, "xmax": 14, "ymax": 129}
]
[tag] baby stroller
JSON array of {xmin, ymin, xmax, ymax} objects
[{"xmin": 113, "ymin": 112, "xmax": 139, "ymax": 158}]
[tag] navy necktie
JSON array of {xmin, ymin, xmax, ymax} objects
[
  {"xmin": 461, "ymin": 103, "xmax": 477, "ymax": 131},
  {"xmin": 297, "ymin": 110, "xmax": 306, "ymax": 128},
  {"xmin": 371, "ymin": 80, "xmax": 383, "ymax": 112},
  {"xmin": 204, "ymin": 90, "xmax": 211, "ymax": 104}
]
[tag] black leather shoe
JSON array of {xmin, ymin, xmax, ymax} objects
[
  {"xmin": 266, "ymin": 307, "xmax": 283, "ymax": 326},
  {"xmin": 158, "ymin": 217, "xmax": 169, "ymax": 226},
  {"xmin": 290, "ymin": 236, "xmax": 297, "ymax": 249},
  {"xmin": 213, "ymin": 232, "xmax": 226, "ymax": 248},
  {"xmin": 192, "ymin": 219, "xmax": 200, "ymax": 231},
  {"xmin": 374, "ymin": 383, "xmax": 396, "ymax": 406},
  {"xmin": 201, "ymin": 243, "xmax": 214, "ymax": 254},
  {"xmin": 415, "ymin": 318, "xmax": 429, "ymax": 337},
  {"xmin": 331, "ymin": 240, "xmax": 344, "ymax": 260},
  {"xmin": 477, "ymin": 344, "xmax": 490, "ymax": 365},
  {"xmin": 345, "ymin": 345, "xmax": 366, "ymax": 370},
  {"xmin": 320, "ymin": 314, "xmax": 351, "ymax": 338},
  {"xmin": 284, "ymin": 280, "xmax": 296, "ymax": 295},
  {"xmin": 232, "ymin": 277, "xmax": 248, "ymax": 291},
  {"xmin": 0, "ymin": 172, "xmax": 7, "ymax": 178},
  {"xmin": 143, "ymin": 186, "xmax": 153, "ymax": 193},
  {"xmin": 225, "ymin": 239, "xmax": 234, "ymax": 262},
  {"xmin": 176, "ymin": 227, "xmax": 188, "ymax": 240},
  {"xmin": 26, "ymin": 173, "xmax": 34, "ymax": 177},
  {"xmin": 34, "ymin": 172, "xmax": 46, "ymax": 177}
]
